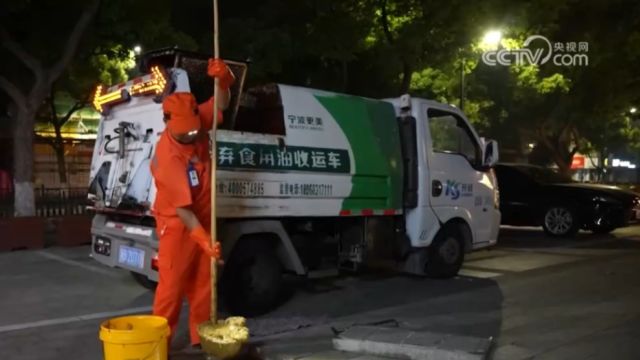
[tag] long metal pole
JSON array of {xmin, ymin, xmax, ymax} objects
[
  {"xmin": 460, "ymin": 56, "xmax": 465, "ymax": 111},
  {"xmin": 210, "ymin": 0, "xmax": 219, "ymax": 324}
]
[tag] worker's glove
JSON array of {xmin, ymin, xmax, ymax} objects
[
  {"xmin": 190, "ymin": 225, "xmax": 223, "ymax": 260},
  {"xmin": 207, "ymin": 58, "xmax": 235, "ymax": 91}
]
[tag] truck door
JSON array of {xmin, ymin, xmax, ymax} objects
[{"xmin": 424, "ymin": 105, "xmax": 496, "ymax": 246}]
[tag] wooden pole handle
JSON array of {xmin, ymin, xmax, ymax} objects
[{"xmin": 210, "ymin": 0, "xmax": 220, "ymax": 324}]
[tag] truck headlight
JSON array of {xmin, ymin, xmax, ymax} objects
[{"xmin": 489, "ymin": 169, "xmax": 500, "ymax": 209}]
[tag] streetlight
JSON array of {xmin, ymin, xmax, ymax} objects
[
  {"xmin": 133, "ymin": 45, "xmax": 142, "ymax": 55},
  {"xmin": 460, "ymin": 30, "xmax": 503, "ymax": 111},
  {"xmin": 482, "ymin": 30, "xmax": 503, "ymax": 50}
]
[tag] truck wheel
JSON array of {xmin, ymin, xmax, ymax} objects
[
  {"xmin": 425, "ymin": 224, "xmax": 465, "ymax": 278},
  {"xmin": 222, "ymin": 239, "xmax": 283, "ymax": 317},
  {"xmin": 542, "ymin": 205, "xmax": 580, "ymax": 237},
  {"xmin": 130, "ymin": 271, "xmax": 157, "ymax": 290}
]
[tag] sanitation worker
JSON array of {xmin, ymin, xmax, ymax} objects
[{"xmin": 150, "ymin": 58, "xmax": 235, "ymax": 350}]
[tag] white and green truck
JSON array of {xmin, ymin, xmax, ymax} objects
[{"xmin": 88, "ymin": 49, "xmax": 501, "ymax": 315}]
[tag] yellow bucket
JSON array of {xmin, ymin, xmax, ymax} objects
[{"xmin": 99, "ymin": 315, "xmax": 169, "ymax": 360}]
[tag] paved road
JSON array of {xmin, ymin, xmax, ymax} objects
[{"xmin": 1, "ymin": 226, "xmax": 639, "ymax": 359}]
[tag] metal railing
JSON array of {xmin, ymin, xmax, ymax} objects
[
  {"xmin": 0, "ymin": 187, "xmax": 89, "ymax": 218},
  {"xmin": 0, "ymin": 191, "xmax": 12, "ymax": 218}
]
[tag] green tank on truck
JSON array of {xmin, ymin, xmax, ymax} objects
[
  {"xmin": 88, "ymin": 48, "xmax": 501, "ymax": 317},
  {"xmin": 214, "ymin": 85, "xmax": 404, "ymax": 219}
]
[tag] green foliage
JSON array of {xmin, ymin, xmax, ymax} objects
[
  {"xmin": 89, "ymin": 47, "xmax": 135, "ymax": 86},
  {"xmin": 3, "ymin": 0, "xmax": 640, "ymax": 176},
  {"xmin": 511, "ymin": 65, "xmax": 570, "ymax": 94},
  {"xmin": 409, "ymin": 68, "xmax": 451, "ymax": 102}
]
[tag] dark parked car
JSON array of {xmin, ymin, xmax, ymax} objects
[{"xmin": 495, "ymin": 163, "xmax": 640, "ymax": 237}]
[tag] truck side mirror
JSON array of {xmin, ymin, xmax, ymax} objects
[{"xmin": 483, "ymin": 140, "xmax": 499, "ymax": 168}]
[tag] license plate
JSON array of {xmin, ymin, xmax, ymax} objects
[{"xmin": 118, "ymin": 246, "xmax": 145, "ymax": 269}]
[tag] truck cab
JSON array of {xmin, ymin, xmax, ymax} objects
[
  {"xmin": 387, "ymin": 96, "xmax": 500, "ymax": 275},
  {"xmin": 88, "ymin": 49, "xmax": 500, "ymax": 316}
]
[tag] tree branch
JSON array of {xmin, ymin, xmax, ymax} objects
[
  {"xmin": 60, "ymin": 100, "xmax": 86, "ymax": 127},
  {"xmin": 536, "ymin": 123, "xmax": 556, "ymax": 153},
  {"xmin": 0, "ymin": 27, "xmax": 44, "ymax": 79},
  {"xmin": 35, "ymin": 133, "xmax": 56, "ymax": 147},
  {"xmin": 48, "ymin": 88, "xmax": 59, "ymax": 126},
  {"xmin": 557, "ymin": 123, "xmax": 569, "ymax": 148},
  {"xmin": 400, "ymin": 61, "xmax": 413, "ymax": 94},
  {"xmin": 570, "ymin": 127, "xmax": 582, "ymax": 153},
  {"xmin": 379, "ymin": 0, "xmax": 395, "ymax": 45},
  {"xmin": 569, "ymin": 145, "xmax": 579, "ymax": 156},
  {"xmin": 539, "ymin": 135, "xmax": 555, "ymax": 153},
  {"xmin": 47, "ymin": 0, "xmax": 100, "ymax": 84},
  {"xmin": 0, "ymin": 75, "xmax": 26, "ymax": 108}
]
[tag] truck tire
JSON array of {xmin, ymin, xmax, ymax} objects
[
  {"xmin": 222, "ymin": 237, "xmax": 284, "ymax": 317},
  {"xmin": 425, "ymin": 224, "xmax": 465, "ymax": 278},
  {"xmin": 130, "ymin": 271, "xmax": 157, "ymax": 290},
  {"xmin": 542, "ymin": 205, "xmax": 580, "ymax": 237}
]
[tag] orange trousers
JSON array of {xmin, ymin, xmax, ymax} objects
[{"xmin": 153, "ymin": 216, "xmax": 210, "ymax": 345}]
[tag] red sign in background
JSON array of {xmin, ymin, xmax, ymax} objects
[{"xmin": 571, "ymin": 155, "xmax": 585, "ymax": 169}]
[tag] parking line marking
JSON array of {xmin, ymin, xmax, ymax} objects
[
  {"xmin": 34, "ymin": 250, "xmax": 120, "ymax": 278},
  {"xmin": 0, "ymin": 306, "xmax": 153, "ymax": 333}
]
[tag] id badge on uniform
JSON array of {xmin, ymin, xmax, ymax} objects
[{"xmin": 187, "ymin": 163, "xmax": 199, "ymax": 187}]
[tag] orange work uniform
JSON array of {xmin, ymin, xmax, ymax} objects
[{"xmin": 150, "ymin": 96, "xmax": 221, "ymax": 345}]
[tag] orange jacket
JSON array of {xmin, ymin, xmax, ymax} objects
[{"xmin": 151, "ymin": 97, "xmax": 222, "ymax": 222}]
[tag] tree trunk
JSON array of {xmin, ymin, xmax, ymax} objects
[
  {"xmin": 53, "ymin": 123, "xmax": 68, "ymax": 184},
  {"xmin": 13, "ymin": 109, "xmax": 36, "ymax": 217},
  {"xmin": 553, "ymin": 146, "xmax": 575, "ymax": 177},
  {"xmin": 596, "ymin": 150, "xmax": 607, "ymax": 182},
  {"xmin": 341, "ymin": 59, "xmax": 349, "ymax": 93},
  {"xmin": 1, "ymin": 0, "xmax": 99, "ymax": 215},
  {"xmin": 54, "ymin": 145, "xmax": 67, "ymax": 185},
  {"xmin": 378, "ymin": 0, "xmax": 413, "ymax": 95},
  {"xmin": 399, "ymin": 60, "xmax": 413, "ymax": 94},
  {"xmin": 556, "ymin": 159, "xmax": 571, "ymax": 176}
]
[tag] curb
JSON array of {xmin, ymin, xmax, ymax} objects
[{"xmin": 333, "ymin": 326, "xmax": 492, "ymax": 360}]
